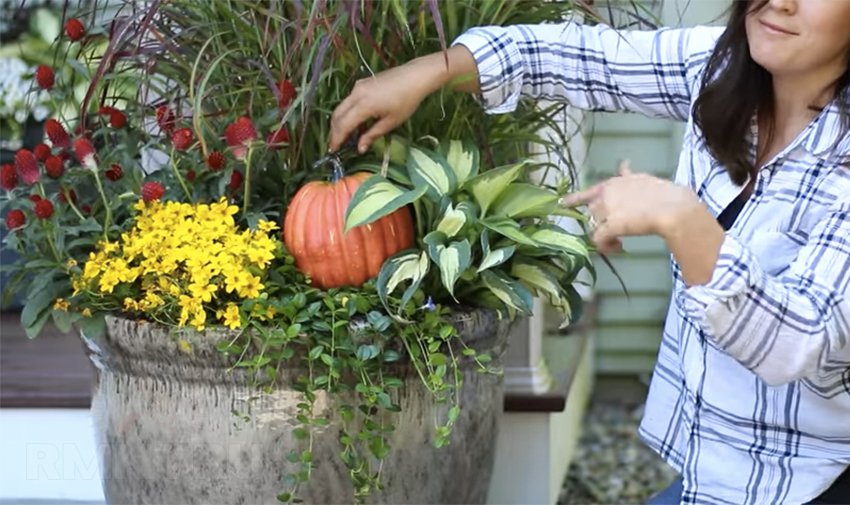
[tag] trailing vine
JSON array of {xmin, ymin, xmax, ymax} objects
[{"xmin": 215, "ymin": 253, "xmax": 496, "ymax": 503}]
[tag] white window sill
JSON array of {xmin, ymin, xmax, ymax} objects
[{"xmin": 0, "ymin": 409, "xmax": 105, "ymax": 504}]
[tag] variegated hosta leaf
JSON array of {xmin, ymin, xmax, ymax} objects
[
  {"xmin": 480, "ymin": 229, "xmax": 491, "ymax": 257},
  {"xmin": 455, "ymin": 200, "xmax": 479, "ymax": 222},
  {"xmin": 480, "ymin": 217, "xmax": 537, "ymax": 246},
  {"xmin": 480, "ymin": 270, "xmax": 533, "ymax": 315},
  {"xmin": 444, "ymin": 139, "xmax": 479, "ymax": 185},
  {"xmin": 489, "ymin": 182, "xmax": 560, "ymax": 218},
  {"xmin": 371, "ymin": 135, "xmax": 410, "ymax": 167},
  {"xmin": 407, "ymin": 146, "xmax": 457, "ymax": 200},
  {"xmin": 352, "ymin": 161, "xmax": 412, "ymax": 186},
  {"xmin": 344, "ymin": 175, "xmax": 427, "ymax": 232},
  {"xmin": 511, "ymin": 259, "xmax": 562, "ymax": 300},
  {"xmin": 463, "ymin": 161, "xmax": 527, "ymax": 217},
  {"xmin": 436, "ymin": 203, "xmax": 467, "ymax": 238},
  {"xmin": 422, "ymin": 231, "xmax": 471, "ymax": 298},
  {"xmin": 529, "ymin": 224, "xmax": 589, "ymax": 257},
  {"xmin": 437, "ymin": 239, "xmax": 471, "ymax": 298},
  {"xmin": 423, "ymin": 230, "xmax": 447, "ymax": 263},
  {"xmin": 478, "ymin": 245, "xmax": 516, "ymax": 272},
  {"xmin": 376, "ymin": 250, "xmax": 430, "ymax": 315}
]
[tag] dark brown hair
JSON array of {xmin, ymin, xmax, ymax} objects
[{"xmin": 693, "ymin": 0, "xmax": 850, "ymax": 185}]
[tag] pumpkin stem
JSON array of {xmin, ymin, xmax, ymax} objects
[{"xmin": 329, "ymin": 156, "xmax": 345, "ymax": 182}]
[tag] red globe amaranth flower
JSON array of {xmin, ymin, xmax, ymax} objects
[
  {"xmin": 73, "ymin": 138, "xmax": 97, "ymax": 168},
  {"xmin": 277, "ymin": 79, "xmax": 296, "ymax": 109},
  {"xmin": 155, "ymin": 105, "xmax": 176, "ymax": 135},
  {"xmin": 44, "ymin": 156, "xmax": 64, "ymax": 179},
  {"xmin": 141, "ymin": 181, "xmax": 165, "ymax": 202},
  {"xmin": 186, "ymin": 170, "xmax": 196, "ymax": 182},
  {"xmin": 99, "ymin": 106, "xmax": 127, "ymax": 129},
  {"xmin": 171, "ymin": 128, "xmax": 193, "ymax": 151},
  {"xmin": 35, "ymin": 65, "xmax": 55, "ymax": 90},
  {"xmin": 5, "ymin": 209, "xmax": 25, "ymax": 230},
  {"xmin": 105, "ymin": 164, "xmax": 123, "ymax": 181},
  {"xmin": 44, "ymin": 119, "xmax": 70, "ymax": 149},
  {"xmin": 206, "ymin": 150, "xmax": 225, "ymax": 171},
  {"xmin": 81, "ymin": 204, "xmax": 92, "ymax": 215},
  {"xmin": 28, "ymin": 194, "xmax": 42, "ymax": 203},
  {"xmin": 266, "ymin": 127, "xmax": 289, "ymax": 149},
  {"xmin": 64, "ymin": 18, "xmax": 86, "ymax": 41},
  {"xmin": 34, "ymin": 199, "xmax": 54, "ymax": 219},
  {"xmin": 228, "ymin": 170, "xmax": 243, "ymax": 190},
  {"xmin": 58, "ymin": 188, "xmax": 77, "ymax": 205},
  {"xmin": 33, "ymin": 143, "xmax": 51, "ymax": 161},
  {"xmin": 15, "ymin": 149, "xmax": 39, "ymax": 185},
  {"xmin": 224, "ymin": 117, "xmax": 257, "ymax": 160},
  {"xmin": 1, "ymin": 164, "xmax": 17, "ymax": 191}
]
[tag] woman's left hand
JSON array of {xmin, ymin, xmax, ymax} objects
[{"xmin": 561, "ymin": 163, "xmax": 705, "ymax": 252}]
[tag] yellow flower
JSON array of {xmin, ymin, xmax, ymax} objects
[
  {"xmin": 81, "ymin": 308, "xmax": 92, "ymax": 318},
  {"xmin": 257, "ymin": 220, "xmax": 278, "ymax": 233},
  {"xmin": 75, "ymin": 197, "xmax": 277, "ymax": 330},
  {"xmin": 218, "ymin": 303, "xmax": 241, "ymax": 330},
  {"xmin": 66, "ymin": 258, "xmax": 78, "ymax": 269},
  {"xmin": 53, "ymin": 298, "xmax": 70, "ymax": 311},
  {"xmin": 124, "ymin": 298, "xmax": 139, "ymax": 312},
  {"xmin": 237, "ymin": 275, "xmax": 263, "ymax": 299}
]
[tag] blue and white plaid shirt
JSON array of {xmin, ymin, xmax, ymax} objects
[{"xmin": 454, "ymin": 22, "xmax": 850, "ymax": 504}]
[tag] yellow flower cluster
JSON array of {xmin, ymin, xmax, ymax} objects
[{"xmin": 75, "ymin": 198, "xmax": 278, "ymax": 331}]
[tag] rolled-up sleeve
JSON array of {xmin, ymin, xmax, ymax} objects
[
  {"xmin": 451, "ymin": 22, "xmax": 723, "ymax": 120},
  {"xmin": 680, "ymin": 203, "xmax": 850, "ymax": 386}
]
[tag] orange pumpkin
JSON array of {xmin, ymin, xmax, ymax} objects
[{"xmin": 283, "ymin": 171, "xmax": 415, "ymax": 289}]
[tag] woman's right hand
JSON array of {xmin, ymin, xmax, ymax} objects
[{"xmin": 328, "ymin": 45, "xmax": 479, "ymax": 154}]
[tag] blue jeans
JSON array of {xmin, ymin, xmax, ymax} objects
[{"xmin": 646, "ymin": 478, "xmax": 683, "ymax": 505}]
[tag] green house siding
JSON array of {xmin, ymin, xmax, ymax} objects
[
  {"xmin": 582, "ymin": 112, "xmax": 676, "ymax": 376},
  {"xmin": 582, "ymin": 0, "xmax": 728, "ymax": 377}
]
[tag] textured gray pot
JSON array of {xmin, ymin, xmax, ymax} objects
[{"xmin": 81, "ymin": 310, "xmax": 512, "ymax": 504}]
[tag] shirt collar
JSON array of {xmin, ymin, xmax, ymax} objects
[{"xmin": 802, "ymin": 88, "xmax": 850, "ymax": 160}]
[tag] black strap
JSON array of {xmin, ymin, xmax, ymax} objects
[
  {"xmin": 716, "ymin": 191, "xmax": 748, "ymax": 231},
  {"xmin": 808, "ymin": 465, "xmax": 850, "ymax": 504}
]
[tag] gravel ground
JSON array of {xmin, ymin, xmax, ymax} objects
[{"xmin": 558, "ymin": 401, "xmax": 679, "ymax": 505}]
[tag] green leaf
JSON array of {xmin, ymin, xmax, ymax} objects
[
  {"xmin": 435, "ymin": 239, "xmax": 472, "ymax": 298},
  {"xmin": 478, "ymin": 245, "xmax": 516, "ymax": 272},
  {"xmin": 443, "ymin": 139, "xmax": 479, "ymax": 184},
  {"xmin": 464, "ymin": 161, "xmax": 528, "ymax": 217},
  {"xmin": 356, "ymin": 344, "xmax": 380, "ymax": 361},
  {"xmin": 423, "ymin": 230, "xmax": 447, "ymax": 263},
  {"xmin": 481, "ymin": 217, "xmax": 537, "ymax": 246},
  {"xmin": 25, "ymin": 309, "xmax": 51, "ymax": 339},
  {"xmin": 406, "ymin": 146, "xmax": 457, "ymax": 200},
  {"xmin": 511, "ymin": 260, "xmax": 562, "ymax": 300},
  {"xmin": 344, "ymin": 175, "xmax": 427, "ymax": 231},
  {"xmin": 77, "ymin": 314, "xmax": 106, "ymax": 340},
  {"xmin": 489, "ymin": 183, "xmax": 560, "ymax": 218},
  {"xmin": 353, "ymin": 160, "xmax": 411, "ymax": 186},
  {"xmin": 376, "ymin": 250, "xmax": 430, "ymax": 312},
  {"xmin": 480, "ymin": 270, "xmax": 534, "ymax": 315},
  {"xmin": 371, "ymin": 135, "xmax": 410, "ymax": 167},
  {"xmin": 435, "ymin": 203, "xmax": 467, "ymax": 238},
  {"xmin": 51, "ymin": 309, "xmax": 73, "ymax": 334},
  {"xmin": 529, "ymin": 225, "xmax": 588, "ymax": 257},
  {"xmin": 21, "ymin": 281, "xmax": 62, "ymax": 331}
]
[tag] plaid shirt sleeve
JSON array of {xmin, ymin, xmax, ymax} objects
[
  {"xmin": 451, "ymin": 22, "xmax": 722, "ymax": 120},
  {"xmin": 681, "ymin": 201, "xmax": 850, "ymax": 387}
]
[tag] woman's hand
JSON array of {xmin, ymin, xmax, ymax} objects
[
  {"xmin": 328, "ymin": 45, "xmax": 479, "ymax": 154},
  {"xmin": 562, "ymin": 163, "xmax": 726, "ymax": 285}
]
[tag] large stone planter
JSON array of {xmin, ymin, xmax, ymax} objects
[{"xmin": 81, "ymin": 310, "xmax": 512, "ymax": 504}]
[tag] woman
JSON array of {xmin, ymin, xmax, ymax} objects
[{"xmin": 329, "ymin": 0, "xmax": 850, "ymax": 503}]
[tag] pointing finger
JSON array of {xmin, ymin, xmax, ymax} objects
[{"xmin": 561, "ymin": 184, "xmax": 602, "ymax": 208}]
